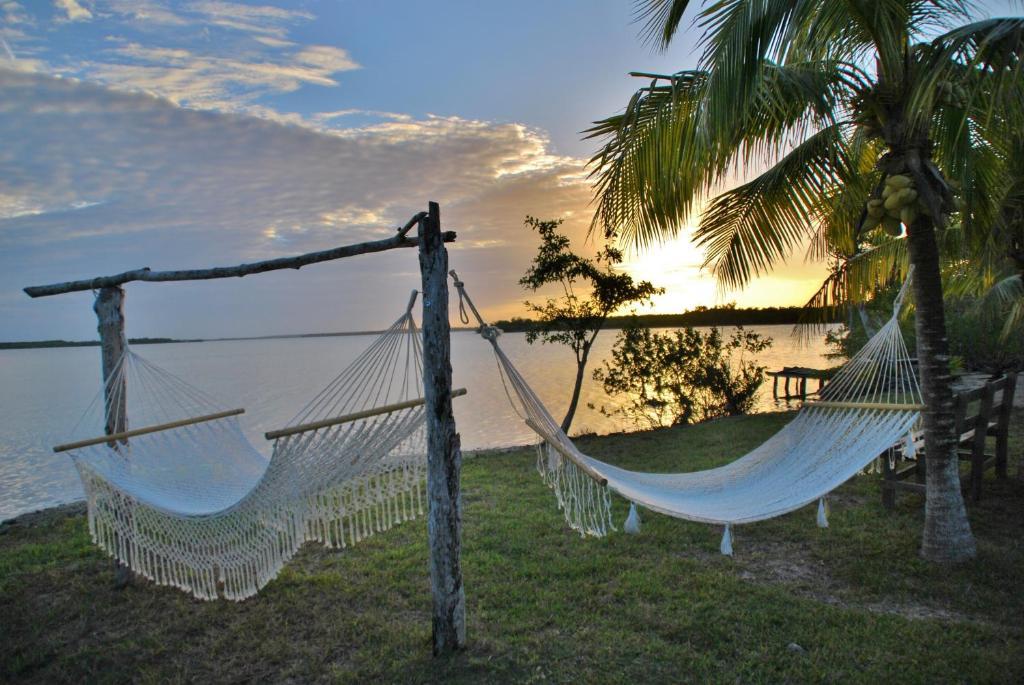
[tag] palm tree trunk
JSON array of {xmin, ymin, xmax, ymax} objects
[
  {"xmin": 906, "ymin": 214, "xmax": 976, "ymax": 562},
  {"xmin": 561, "ymin": 349, "xmax": 590, "ymax": 434}
]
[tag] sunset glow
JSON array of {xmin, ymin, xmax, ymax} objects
[{"xmin": 3, "ymin": 1, "xmax": 825, "ymax": 340}]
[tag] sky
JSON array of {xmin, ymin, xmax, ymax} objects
[{"xmin": 0, "ymin": 1, "xmax": 1012, "ymax": 341}]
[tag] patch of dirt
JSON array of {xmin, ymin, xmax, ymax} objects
[{"xmin": 726, "ymin": 539, "xmax": 986, "ymax": 626}]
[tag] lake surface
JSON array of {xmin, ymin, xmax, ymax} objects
[{"xmin": 0, "ymin": 325, "xmax": 836, "ymax": 520}]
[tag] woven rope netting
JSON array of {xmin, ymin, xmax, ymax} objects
[
  {"xmin": 65, "ymin": 300, "xmax": 428, "ymax": 600},
  {"xmin": 454, "ymin": 272, "xmax": 923, "ymax": 549}
]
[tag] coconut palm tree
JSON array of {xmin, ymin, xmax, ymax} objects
[{"xmin": 589, "ymin": 0, "xmax": 1024, "ymax": 562}]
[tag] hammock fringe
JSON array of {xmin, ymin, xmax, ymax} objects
[
  {"xmin": 536, "ymin": 443, "xmax": 614, "ymax": 537},
  {"xmin": 81, "ymin": 460, "xmax": 427, "ymax": 600}
]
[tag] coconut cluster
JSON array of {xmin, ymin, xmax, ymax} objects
[
  {"xmin": 938, "ymin": 80, "xmax": 969, "ymax": 109},
  {"xmin": 863, "ymin": 174, "xmax": 919, "ymax": 236}
]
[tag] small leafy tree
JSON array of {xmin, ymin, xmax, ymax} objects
[
  {"xmin": 520, "ymin": 216, "xmax": 661, "ymax": 433},
  {"xmin": 592, "ymin": 324, "xmax": 771, "ymax": 429}
]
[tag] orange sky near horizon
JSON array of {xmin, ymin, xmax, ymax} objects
[{"xmin": 474, "ymin": 228, "xmax": 832, "ymax": 324}]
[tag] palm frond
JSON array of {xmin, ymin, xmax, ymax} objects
[
  {"xmin": 911, "ymin": 17, "xmax": 1024, "ymax": 132},
  {"xmin": 804, "ymin": 235, "xmax": 909, "ymax": 311},
  {"xmin": 987, "ymin": 274, "xmax": 1024, "ymax": 339},
  {"xmin": 633, "ymin": 0, "xmax": 695, "ymax": 49},
  {"xmin": 588, "ymin": 59, "xmax": 856, "ymax": 245},
  {"xmin": 693, "ymin": 123, "xmax": 851, "ymax": 290},
  {"xmin": 587, "ymin": 71, "xmax": 709, "ymax": 247},
  {"xmin": 807, "ymin": 127, "xmax": 885, "ymax": 262}
]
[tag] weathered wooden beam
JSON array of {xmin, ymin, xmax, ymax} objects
[
  {"xmin": 263, "ymin": 389, "xmax": 468, "ymax": 440},
  {"xmin": 419, "ymin": 201, "xmax": 466, "ymax": 655},
  {"xmin": 94, "ymin": 287, "xmax": 127, "ymax": 440},
  {"xmin": 24, "ymin": 222, "xmax": 454, "ymax": 298},
  {"xmin": 54, "ymin": 408, "xmax": 245, "ymax": 453},
  {"xmin": 93, "ymin": 286, "xmax": 130, "ymax": 588}
]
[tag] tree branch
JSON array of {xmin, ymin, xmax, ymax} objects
[{"xmin": 25, "ymin": 224, "xmax": 454, "ymax": 298}]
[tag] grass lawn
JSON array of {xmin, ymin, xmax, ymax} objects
[{"xmin": 2, "ymin": 409, "xmax": 1022, "ymax": 683}]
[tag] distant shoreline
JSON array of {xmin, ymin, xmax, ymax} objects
[
  {"xmin": 1, "ymin": 306, "xmax": 839, "ymax": 350},
  {"xmin": 492, "ymin": 306, "xmax": 839, "ymax": 333},
  {"xmin": 0, "ymin": 330, "xmax": 393, "ymax": 350}
]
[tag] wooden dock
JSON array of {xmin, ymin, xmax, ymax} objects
[{"xmin": 767, "ymin": 366, "xmax": 831, "ymax": 400}]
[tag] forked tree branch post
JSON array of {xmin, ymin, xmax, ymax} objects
[
  {"xmin": 418, "ymin": 201, "xmax": 466, "ymax": 654},
  {"xmin": 93, "ymin": 286, "xmax": 131, "ymax": 586},
  {"xmin": 94, "ymin": 287, "xmax": 127, "ymax": 439}
]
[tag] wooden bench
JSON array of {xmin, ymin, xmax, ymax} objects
[{"xmin": 880, "ymin": 372, "xmax": 1017, "ymax": 508}]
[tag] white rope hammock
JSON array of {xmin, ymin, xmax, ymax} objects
[
  {"xmin": 58, "ymin": 293, "xmax": 441, "ymax": 600},
  {"xmin": 452, "ymin": 270, "xmax": 923, "ymax": 554}
]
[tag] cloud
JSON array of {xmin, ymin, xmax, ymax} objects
[
  {"xmin": 312, "ymin": 109, "xmax": 413, "ymax": 124},
  {"xmin": 80, "ymin": 41, "xmax": 360, "ymax": 109},
  {"xmin": 185, "ymin": 1, "xmax": 312, "ymax": 37},
  {"xmin": 2, "ymin": 2, "xmax": 32, "ymax": 26},
  {"xmin": 55, "ymin": 0, "xmax": 92, "ymax": 22},
  {"xmin": 100, "ymin": 0, "xmax": 313, "ymax": 33},
  {"xmin": 0, "ymin": 70, "xmax": 599, "ymax": 339},
  {"xmin": 102, "ymin": 0, "xmax": 190, "ymax": 26},
  {"xmin": 11, "ymin": 3, "xmax": 361, "ymax": 117}
]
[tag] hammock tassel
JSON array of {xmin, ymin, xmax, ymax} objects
[
  {"xmin": 624, "ymin": 502, "xmax": 641, "ymax": 535},
  {"xmin": 720, "ymin": 524, "xmax": 733, "ymax": 556},
  {"xmin": 816, "ymin": 497, "xmax": 829, "ymax": 528},
  {"xmin": 904, "ymin": 432, "xmax": 917, "ymax": 460}
]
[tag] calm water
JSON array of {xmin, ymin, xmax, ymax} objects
[{"xmin": 0, "ymin": 325, "xmax": 836, "ymax": 520}]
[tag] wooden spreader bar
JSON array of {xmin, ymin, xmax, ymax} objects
[
  {"xmin": 806, "ymin": 400, "xmax": 925, "ymax": 411},
  {"xmin": 524, "ymin": 418, "xmax": 608, "ymax": 487},
  {"xmin": 53, "ymin": 408, "xmax": 246, "ymax": 453},
  {"xmin": 265, "ymin": 388, "xmax": 468, "ymax": 440}
]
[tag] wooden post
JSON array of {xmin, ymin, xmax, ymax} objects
[
  {"xmin": 93, "ymin": 286, "xmax": 131, "ymax": 587},
  {"xmin": 418, "ymin": 201, "xmax": 466, "ymax": 655},
  {"xmin": 94, "ymin": 287, "xmax": 127, "ymax": 438},
  {"xmin": 995, "ymin": 372, "xmax": 1015, "ymax": 479}
]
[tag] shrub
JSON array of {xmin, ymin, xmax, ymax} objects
[
  {"xmin": 826, "ymin": 289, "xmax": 1024, "ymax": 374},
  {"xmin": 591, "ymin": 325, "xmax": 772, "ymax": 429}
]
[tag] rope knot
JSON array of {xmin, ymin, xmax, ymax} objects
[{"xmin": 479, "ymin": 325, "xmax": 503, "ymax": 341}]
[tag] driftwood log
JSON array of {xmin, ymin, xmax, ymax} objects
[
  {"xmin": 418, "ymin": 201, "xmax": 466, "ymax": 655},
  {"xmin": 24, "ymin": 213, "xmax": 454, "ymax": 298}
]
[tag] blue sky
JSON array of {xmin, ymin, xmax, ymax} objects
[{"xmin": 0, "ymin": 1, "xmax": 1016, "ymax": 340}]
